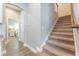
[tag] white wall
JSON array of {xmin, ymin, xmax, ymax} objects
[
  {"xmin": 26, "ymin": 4, "xmax": 41, "ymax": 50},
  {"xmin": 26, "ymin": 3, "xmax": 57, "ymax": 52},
  {"xmin": 72, "ymin": 4, "xmax": 79, "ymax": 25},
  {"xmin": 41, "ymin": 3, "xmax": 57, "ymax": 48},
  {"xmin": 58, "ymin": 3, "xmax": 71, "ymax": 17},
  {"xmin": 72, "ymin": 4, "xmax": 79, "ymax": 55},
  {"xmin": 0, "ymin": 4, "xmax": 4, "ymax": 37}
]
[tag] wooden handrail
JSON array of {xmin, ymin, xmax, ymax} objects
[{"xmin": 72, "ymin": 25, "xmax": 79, "ymax": 28}]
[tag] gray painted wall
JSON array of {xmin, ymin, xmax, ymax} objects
[
  {"xmin": 26, "ymin": 3, "xmax": 57, "ymax": 51},
  {"xmin": 72, "ymin": 4, "xmax": 79, "ymax": 25},
  {"xmin": 72, "ymin": 4, "xmax": 79, "ymax": 55},
  {"xmin": 41, "ymin": 3, "xmax": 56, "ymax": 44},
  {"xmin": 26, "ymin": 3, "xmax": 41, "ymax": 50}
]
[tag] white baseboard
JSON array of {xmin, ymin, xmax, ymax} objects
[
  {"xmin": 23, "ymin": 43, "xmax": 37, "ymax": 53},
  {"xmin": 19, "ymin": 39, "xmax": 38, "ymax": 53},
  {"xmin": 36, "ymin": 36, "xmax": 48, "ymax": 52}
]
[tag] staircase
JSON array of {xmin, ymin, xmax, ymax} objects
[{"xmin": 38, "ymin": 15, "xmax": 75, "ymax": 56}]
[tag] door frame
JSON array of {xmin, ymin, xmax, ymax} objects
[{"xmin": 4, "ymin": 3, "xmax": 24, "ymax": 43}]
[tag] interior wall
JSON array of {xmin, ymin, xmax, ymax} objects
[
  {"xmin": 0, "ymin": 3, "xmax": 57, "ymax": 52},
  {"xmin": 0, "ymin": 4, "xmax": 4, "ymax": 37},
  {"xmin": 58, "ymin": 3, "xmax": 71, "ymax": 17},
  {"xmin": 26, "ymin": 3, "xmax": 57, "ymax": 51},
  {"xmin": 26, "ymin": 3, "xmax": 41, "ymax": 50},
  {"xmin": 72, "ymin": 4, "xmax": 79, "ymax": 25},
  {"xmin": 72, "ymin": 3, "xmax": 79, "ymax": 55},
  {"xmin": 41, "ymin": 3, "xmax": 57, "ymax": 48}
]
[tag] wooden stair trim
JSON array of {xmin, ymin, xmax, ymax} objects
[
  {"xmin": 54, "ymin": 28, "xmax": 73, "ymax": 30},
  {"xmin": 52, "ymin": 32, "xmax": 73, "ymax": 36},
  {"xmin": 55, "ymin": 25, "xmax": 72, "ymax": 27}
]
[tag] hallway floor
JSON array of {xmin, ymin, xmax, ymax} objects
[{"xmin": 3, "ymin": 37, "xmax": 36, "ymax": 56}]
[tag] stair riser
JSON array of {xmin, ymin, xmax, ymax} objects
[
  {"xmin": 44, "ymin": 44, "xmax": 74, "ymax": 56},
  {"xmin": 59, "ymin": 18, "xmax": 71, "ymax": 20},
  {"xmin": 43, "ymin": 49, "xmax": 57, "ymax": 56},
  {"xmin": 51, "ymin": 34, "xmax": 73, "ymax": 38},
  {"xmin": 54, "ymin": 27, "xmax": 72, "ymax": 29},
  {"xmin": 54, "ymin": 27, "xmax": 72, "ymax": 30},
  {"xmin": 53, "ymin": 30, "xmax": 73, "ymax": 33},
  {"xmin": 49, "ymin": 36, "xmax": 73, "ymax": 42},
  {"xmin": 47, "ymin": 43, "xmax": 75, "ymax": 55},
  {"xmin": 58, "ymin": 21, "xmax": 71, "ymax": 22},
  {"xmin": 56, "ymin": 23, "xmax": 72, "ymax": 26},
  {"xmin": 51, "ymin": 33, "xmax": 73, "ymax": 36},
  {"xmin": 49, "ymin": 38, "xmax": 74, "ymax": 45},
  {"xmin": 57, "ymin": 21, "xmax": 71, "ymax": 23},
  {"xmin": 57, "ymin": 19, "xmax": 71, "ymax": 21},
  {"xmin": 56, "ymin": 23, "xmax": 71, "ymax": 25},
  {"xmin": 47, "ymin": 41, "xmax": 75, "ymax": 52},
  {"xmin": 55, "ymin": 24, "xmax": 72, "ymax": 26}
]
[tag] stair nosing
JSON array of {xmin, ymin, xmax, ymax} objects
[
  {"xmin": 52, "ymin": 32, "xmax": 73, "ymax": 36},
  {"xmin": 49, "ymin": 35, "xmax": 73, "ymax": 42}
]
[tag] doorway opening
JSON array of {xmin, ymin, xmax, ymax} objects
[
  {"xmin": 2, "ymin": 4, "xmax": 25, "ymax": 55},
  {"xmin": 4, "ymin": 3, "xmax": 23, "ymax": 43}
]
